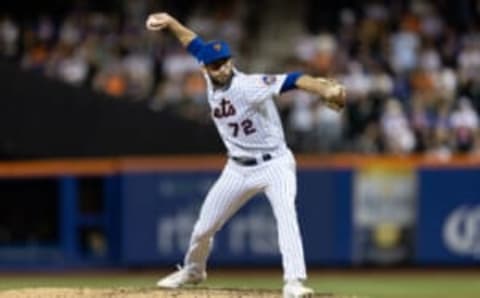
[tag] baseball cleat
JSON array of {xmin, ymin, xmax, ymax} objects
[
  {"xmin": 283, "ymin": 280, "xmax": 314, "ymax": 298},
  {"xmin": 156, "ymin": 265, "xmax": 207, "ymax": 288}
]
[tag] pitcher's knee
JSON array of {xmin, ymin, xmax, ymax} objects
[{"xmin": 191, "ymin": 224, "xmax": 218, "ymax": 243}]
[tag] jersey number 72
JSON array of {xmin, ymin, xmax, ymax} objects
[{"xmin": 228, "ymin": 119, "xmax": 256, "ymax": 137}]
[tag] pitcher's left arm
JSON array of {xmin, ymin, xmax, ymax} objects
[{"xmin": 294, "ymin": 75, "xmax": 346, "ymax": 111}]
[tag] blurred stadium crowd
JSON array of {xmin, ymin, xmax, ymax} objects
[{"xmin": 1, "ymin": 0, "xmax": 480, "ymax": 156}]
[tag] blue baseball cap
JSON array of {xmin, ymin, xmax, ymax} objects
[{"xmin": 199, "ymin": 40, "xmax": 232, "ymax": 65}]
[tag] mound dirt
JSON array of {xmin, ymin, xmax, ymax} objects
[{"xmin": 0, "ymin": 287, "xmax": 344, "ymax": 298}]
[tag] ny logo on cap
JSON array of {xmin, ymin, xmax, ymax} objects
[{"xmin": 214, "ymin": 43, "xmax": 222, "ymax": 51}]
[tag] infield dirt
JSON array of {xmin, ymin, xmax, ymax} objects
[{"xmin": 0, "ymin": 288, "xmax": 355, "ymax": 298}]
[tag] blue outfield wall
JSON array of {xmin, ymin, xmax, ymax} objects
[
  {"xmin": 119, "ymin": 169, "xmax": 353, "ymax": 266},
  {"xmin": 415, "ymin": 168, "xmax": 480, "ymax": 264},
  {"xmin": 1, "ymin": 163, "xmax": 479, "ymax": 268}
]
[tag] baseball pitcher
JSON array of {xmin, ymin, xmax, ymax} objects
[{"xmin": 146, "ymin": 12, "xmax": 346, "ymax": 298}]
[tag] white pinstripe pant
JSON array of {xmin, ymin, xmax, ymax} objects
[{"xmin": 183, "ymin": 150, "xmax": 307, "ymax": 281}]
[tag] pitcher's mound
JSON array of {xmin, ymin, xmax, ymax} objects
[{"xmin": 0, "ymin": 287, "xmax": 348, "ymax": 298}]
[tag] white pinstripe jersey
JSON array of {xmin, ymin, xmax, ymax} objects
[{"xmin": 203, "ymin": 69, "xmax": 288, "ymax": 158}]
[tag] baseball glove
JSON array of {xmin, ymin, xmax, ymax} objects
[{"xmin": 318, "ymin": 78, "xmax": 346, "ymax": 111}]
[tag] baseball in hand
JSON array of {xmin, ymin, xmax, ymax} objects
[{"xmin": 146, "ymin": 13, "xmax": 171, "ymax": 31}]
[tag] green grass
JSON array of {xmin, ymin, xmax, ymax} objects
[
  {"xmin": 306, "ymin": 274, "xmax": 480, "ymax": 298},
  {"xmin": 0, "ymin": 270, "xmax": 479, "ymax": 298}
]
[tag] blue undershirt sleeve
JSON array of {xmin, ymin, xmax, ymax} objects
[
  {"xmin": 186, "ymin": 36, "xmax": 206, "ymax": 62},
  {"xmin": 280, "ymin": 71, "xmax": 303, "ymax": 93}
]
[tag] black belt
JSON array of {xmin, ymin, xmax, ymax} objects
[{"xmin": 231, "ymin": 154, "xmax": 272, "ymax": 166}]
